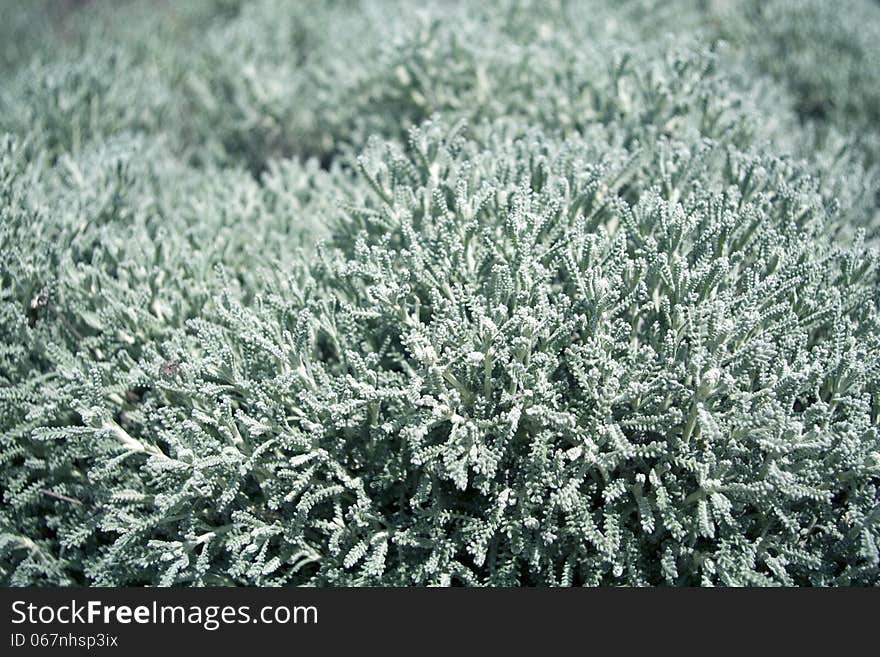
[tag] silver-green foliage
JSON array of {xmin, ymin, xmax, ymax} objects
[{"xmin": 0, "ymin": 0, "xmax": 878, "ymax": 586}]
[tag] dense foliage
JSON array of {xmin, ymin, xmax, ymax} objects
[{"xmin": 1, "ymin": 0, "xmax": 878, "ymax": 586}]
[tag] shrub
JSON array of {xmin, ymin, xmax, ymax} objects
[{"xmin": 0, "ymin": 0, "xmax": 878, "ymax": 586}]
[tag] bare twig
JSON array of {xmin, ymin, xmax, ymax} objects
[{"xmin": 39, "ymin": 488, "xmax": 87, "ymax": 508}]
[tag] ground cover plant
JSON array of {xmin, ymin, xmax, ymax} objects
[{"xmin": 0, "ymin": 0, "xmax": 878, "ymax": 586}]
